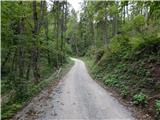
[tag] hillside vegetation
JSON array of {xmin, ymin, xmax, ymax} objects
[{"xmin": 85, "ymin": 36, "xmax": 160, "ymax": 119}]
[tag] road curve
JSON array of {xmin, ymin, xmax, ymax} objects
[{"xmin": 13, "ymin": 58, "xmax": 135, "ymax": 120}]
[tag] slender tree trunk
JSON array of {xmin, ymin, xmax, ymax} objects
[
  {"xmin": 32, "ymin": 1, "xmax": 40, "ymax": 82},
  {"xmin": 123, "ymin": 6, "xmax": 125, "ymax": 23},
  {"xmin": 11, "ymin": 49, "xmax": 17, "ymax": 75},
  {"xmin": 60, "ymin": 4, "xmax": 64, "ymax": 64},
  {"xmin": 56, "ymin": 20, "xmax": 59, "ymax": 68},
  {"xmin": 33, "ymin": 1, "xmax": 38, "ymax": 35},
  {"xmin": 104, "ymin": 2, "xmax": 109, "ymax": 44},
  {"xmin": 90, "ymin": 18, "xmax": 95, "ymax": 46},
  {"xmin": 39, "ymin": 1, "xmax": 45, "ymax": 28},
  {"xmin": 75, "ymin": 37, "xmax": 79, "ymax": 56},
  {"xmin": 104, "ymin": 18, "xmax": 108, "ymax": 44},
  {"xmin": 56, "ymin": 8, "xmax": 59, "ymax": 67},
  {"xmin": 26, "ymin": 55, "xmax": 31, "ymax": 80},
  {"xmin": 112, "ymin": 10, "xmax": 118, "ymax": 37},
  {"xmin": 63, "ymin": 2, "xmax": 68, "ymax": 60},
  {"xmin": 126, "ymin": 3, "xmax": 129, "ymax": 21},
  {"xmin": 112, "ymin": 16, "xmax": 115, "ymax": 37},
  {"xmin": 31, "ymin": 1, "xmax": 46, "ymax": 82},
  {"xmin": 1, "ymin": 48, "xmax": 11, "ymax": 70},
  {"xmin": 18, "ymin": 16, "xmax": 25, "ymax": 79},
  {"xmin": 44, "ymin": 16, "xmax": 51, "ymax": 66}
]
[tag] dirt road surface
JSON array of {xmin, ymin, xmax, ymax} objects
[{"xmin": 13, "ymin": 58, "xmax": 135, "ymax": 120}]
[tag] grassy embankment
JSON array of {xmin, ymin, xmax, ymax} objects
[{"xmin": 84, "ymin": 37, "xmax": 160, "ymax": 119}]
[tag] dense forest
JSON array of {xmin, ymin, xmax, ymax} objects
[
  {"xmin": 1, "ymin": 1, "xmax": 71, "ymax": 119},
  {"xmin": 1, "ymin": 0, "xmax": 160, "ymax": 120}
]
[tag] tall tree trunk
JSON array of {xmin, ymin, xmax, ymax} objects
[
  {"xmin": 56, "ymin": 17, "xmax": 59, "ymax": 67},
  {"xmin": 112, "ymin": 11, "xmax": 118, "ymax": 37},
  {"xmin": 90, "ymin": 18, "xmax": 95, "ymax": 46},
  {"xmin": 104, "ymin": 2, "xmax": 109, "ymax": 44},
  {"xmin": 56, "ymin": 19, "xmax": 59, "ymax": 68},
  {"xmin": 33, "ymin": 1, "xmax": 38, "ymax": 35},
  {"xmin": 60, "ymin": 4, "xmax": 64, "ymax": 64},
  {"xmin": 32, "ymin": 1, "xmax": 40, "ymax": 82},
  {"xmin": 1, "ymin": 48, "xmax": 11, "ymax": 70},
  {"xmin": 39, "ymin": 1, "xmax": 45, "ymax": 30},
  {"xmin": 11, "ymin": 49, "xmax": 18, "ymax": 78},
  {"xmin": 123, "ymin": 6, "xmax": 125, "ymax": 23},
  {"xmin": 18, "ymin": 16, "xmax": 25, "ymax": 79},
  {"xmin": 75, "ymin": 37, "xmax": 79, "ymax": 56},
  {"xmin": 126, "ymin": 2, "xmax": 129, "ymax": 21},
  {"xmin": 26, "ymin": 55, "xmax": 31, "ymax": 80},
  {"xmin": 44, "ymin": 15, "xmax": 51, "ymax": 66},
  {"xmin": 56, "ymin": 2, "xmax": 60, "ymax": 68},
  {"xmin": 104, "ymin": 18, "xmax": 108, "ymax": 44},
  {"xmin": 63, "ymin": 2, "xmax": 68, "ymax": 60}
]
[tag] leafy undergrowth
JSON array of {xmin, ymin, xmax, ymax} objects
[
  {"xmin": 1, "ymin": 58, "xmax": 74, "ymax": 120},
  {"xmin": 85, "ymin": 39, "xmax": 160, "ymax": 119}
]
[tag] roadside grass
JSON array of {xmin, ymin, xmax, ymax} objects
[{"xmin": 1, "ymin": 58, "xmax": 74, "ymax": 120}]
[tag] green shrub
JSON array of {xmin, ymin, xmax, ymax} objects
[
  {"xmin": 104, "ymin": 75, "xmax": 119, "ymax": 86},
  {"xmin": 2, "ymin": 103, "xmax": 22, "ymax": 120},
  {"xmin": 133, "ymin": 92, "xmax": 148, "ymax": 106},
  {"xmin": 120, "ymin": 85, "xmax": 129, "ymax": 97},
  {"xmin": 156, "ymin": 100, "xmax": 160, "ymax": 111},
  {"xmin": 121, "ymin": 21, "xmax": 133, "ymax": 32},
  {"xmin": 132, "ymin": 15, "xmax": 145, "ymax": 30},
  {"xmin": 129, "ymin": 36, "xmax": 144, "ymax": 50},
  {"xmin": 109, "ymin": 35, "xmax": 130, "ymax": 54},
  {"xmin": 155, "ymin": 100, "xmax": 160, "ymax": 119}
]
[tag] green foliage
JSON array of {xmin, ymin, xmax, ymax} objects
[
  {"xmin": 155, "ymin": 100, "xmax": 160, "ymax": 119},
  {"xmin": 129, "ymin": 36, "xmax": 144, "ymax": 50},
  {"xmin": 108, "ymin": 4, "xmax": 118, "ymax": 14},
  {"xmin": 132, "ymin": 92, "xmax": 148, "ymax": 106},
  {"xmin": 121, "ymin": 21, "xmax": 133, "ymax": 32},
  {"xmin": 120, "ymin": 85, "xmax": 129, "ymax": 97},
  {"xmin": 132, "ymin": 15, "xmax": 145, "ymax": 29},
  {"xmin": 156, "ymin": 100, "xmax": 160, "ymax": 112},
  {"xmin": 2, "ymin": 103, "xmax": 22, "ymax": 120},
  {"xmin": 104, "ymin": 75, "xmax": 119, "ymax": 86},
  {"xmin": 109, "ymin": 35, "xmax": 130, "ymax": 54}
]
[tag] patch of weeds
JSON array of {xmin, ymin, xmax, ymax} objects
[
  {"xmin": 120, "ymin": 85, "xmax": 129, "ymax": 98},
  {"xmin": 104, "ymin": 74, "xmax": 119, "ymax": 86},
  {"xmin": 156, "ymin": 100, "xmax": 160, "ymax": 111},
  {"xmin": 155, "ymin": 100, "xmax": 160, "ymax": 119},
  {"xmin": 132, "ymin": 92, "xmax": 148, "ymax": 106},
  {"xmin": 116, "ymin": 63, "xmax": 126, "ymax": 71},
  {"xmin": 2, "ymin": 102, "xmax": 22, "ymax": 120}
]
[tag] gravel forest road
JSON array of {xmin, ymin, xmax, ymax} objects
[{"xmin": 13, "ymin": 58, "xmax": 135, "ymax": 120}]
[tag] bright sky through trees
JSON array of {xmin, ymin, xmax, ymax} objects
[
  {"xmin": 68, "ymin": 0, "xmax": 82, "ymax": 12},
  {"xmin": 46, "ymin": 0, "xmax": 83, "ymax": 12}
]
